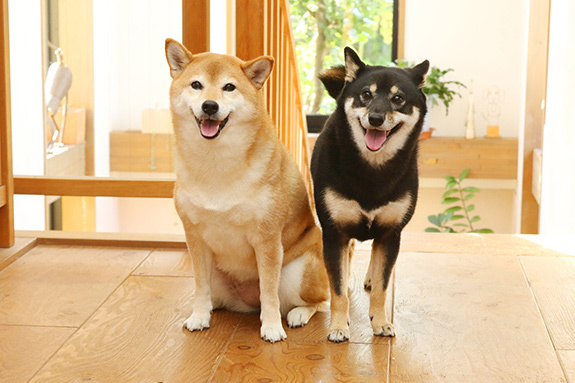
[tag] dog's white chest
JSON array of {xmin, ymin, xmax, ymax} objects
[
  {"xmin": 174, "ymin": 143, "xmax": 274, "ymax": 225},
  {"xmin": 323, "ymin": 188, "xmax": 412, "ymax": 228},
  {"xmin": 175, "ymin": 183, "xmax": 272, "ymax": 226}
]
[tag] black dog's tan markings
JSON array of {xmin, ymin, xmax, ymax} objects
[{"xmin": 311, "ymin": 47, "xmax": 429, "ymax": 342}]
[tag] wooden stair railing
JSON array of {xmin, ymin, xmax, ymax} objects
[{"xmin": 236, "ymin": 0, "xmax": 313, "ymax": 197}]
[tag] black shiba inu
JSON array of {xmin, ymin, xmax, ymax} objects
[{"xmin": 311, "ymin": 47, "xmax": 429, "ymax": 342}]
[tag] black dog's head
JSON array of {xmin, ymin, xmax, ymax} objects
[{"xmin": 320, "ymin": 47, "xmax": 429, "ymax": 157}]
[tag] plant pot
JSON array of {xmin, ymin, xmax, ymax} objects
[
  {"xmin": 419, "ymin": 128, "xmax": 434, "ymax": 140},
  {"xmin": 306, "ymin": 114, "xmax": 329, "ymax": 133}
]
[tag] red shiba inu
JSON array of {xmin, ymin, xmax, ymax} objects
[{"xmin": 165, "ymin": 39, "xmax": 329, "ymax": 343}]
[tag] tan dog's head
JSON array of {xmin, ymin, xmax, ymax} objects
[{"xmin": 165, "ymin": 38, "xmax": 274, "ymax": 141}]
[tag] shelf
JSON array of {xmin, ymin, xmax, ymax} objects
[{"xmin": 418, "ymin": 137, "xmax": 518, "ymax": 179}]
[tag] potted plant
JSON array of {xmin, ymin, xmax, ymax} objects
[
  {"xmin": 394, "ymin": 60, "xmax": 466, "ymax": 138},
  {"xmin": 425, "ymin": 169, "xmax": 494, "ymax": 233}
]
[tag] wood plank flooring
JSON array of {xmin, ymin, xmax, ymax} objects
[{"xmin": 0, "ymin": 233, "xmax": 573, "ymax": 382}]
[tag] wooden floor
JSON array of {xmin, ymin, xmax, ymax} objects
[{"xmin": 1, "ymin": 232, "xmax": 574, "ymax": 382}]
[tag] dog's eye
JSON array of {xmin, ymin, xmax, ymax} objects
[
  {"xmin": 391, "ymin": 94, "xmax": 405, "ymax": 104},
  {"xmin": 361, "ymin": 90, "xmax": 373, "ymax": 100},
  {"xmin": 223, "ymin": 83, "xmax": 236, "ymax": 92},
  {"xmin": 191, "ymin": 81, "xmax": 203, "ymax": 90}
]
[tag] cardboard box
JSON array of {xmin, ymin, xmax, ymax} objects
[{"xmin": 142, "ymin": 108, "xmax": 173, "ymax": 134}]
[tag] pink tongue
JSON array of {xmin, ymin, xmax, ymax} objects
[
  {"xmin": 200, "ymin": 120, "xmax": 220, "ymax": 137},
  {"xmin": 365, "ymin": 129, "xmax": 387, "ymax": 151}
]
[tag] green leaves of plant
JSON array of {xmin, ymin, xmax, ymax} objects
[
  {"xmin": 424, "ymin": 168, "xmax": 494, "ymax": 234},
  {"xmin": 474, "ymin": 228, "xmax": 495, "ymax": 233},
  {"xmin": 442, "ymin": 188, "xmax": 459, "ymax": 198},
  {"xmin": 444, "ymin": 206, "xmax": 462, "ymax": 214},
  {"xmin": 459, "ymin": 168, "xmax": 469, "ymax": 181},
  {"xmin": 427, "ymin": 214, "xmax": 441, "ymax": 227}
]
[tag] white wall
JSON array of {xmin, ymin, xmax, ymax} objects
[
  {"xmin": 210, "ymin": 0, "xmax": 232, "ymax": 54},
  {"xmin": 93, "ymin": 0, "xmax": 182, "ymax": 233},
  {"xmin": 93, "ymin": 0, "xmax": 182, "ymax": 177},
  {"xmin": 404, "ymin": 0, "xmax": 528, "ymax": 139},
  {"xmin": 539, "ymin": 0, "xmax": 575, "ymax": 235},
  {"xmin": 9, "ymin": 0, "xmax": 46, "ymax": 230}
]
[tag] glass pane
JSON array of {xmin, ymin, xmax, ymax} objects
[
  {"xmin": 93, "ymin": 1, "xmax": 182, "ymax": 179},
  {"xmin": 10, "ymin": 0, "xmax": 183, "ymax": 180},
  {"xmin": 9, "ymin": 0, "xmax": 183, "ymax": 230}
]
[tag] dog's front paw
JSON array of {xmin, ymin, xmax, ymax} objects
[
  {"xmin": 372, "ymin": 321, "xmax": 396, "ymax": 337},
  {"xmin": 260, "ymin": 322, "xmax": 287, "ymax": 343},
  {"xmin": 183, "ymin": 312, "xmax": 211, "ymax": 332},
  {"xmin": 327, "ymin": 328, "xmax": 350, "ymax": 343}
]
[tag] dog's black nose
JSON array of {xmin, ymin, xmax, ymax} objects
[
  {"xmin": 368, "ymin": 114, "xmax": 384, "ymax": 127},
  {"xmin": 202, "ymin": 100, "xmax": 219, "ymax": 116}
]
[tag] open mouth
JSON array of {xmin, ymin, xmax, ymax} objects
[
  {"xmin": 360, "ymin": 119, "xmax": 403, "ymax": 151},
  {"xmin": 195, "ymin": 115, "xmax": 230, "ymax": 139}
]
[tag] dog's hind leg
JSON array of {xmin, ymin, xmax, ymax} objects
[
  {"xmin": 282, "ymin": 244, "xmax": 330, "ymax": 328},
  {"xmin": 183, "ymin": 235, "xmax": 215, "ymax": 332},
  {"xmin": 369, "ymin": 230, "xmax": 400, "ymax": 337}
]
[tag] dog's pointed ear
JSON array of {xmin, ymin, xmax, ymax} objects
[
  {"xmin": 319, "ymin": 66, "xmax": 346, "ymax": 99},
  {"xmin": 165, "ymin": 38, "xmax": 193, "ymax": 78},
  {"xmin": 408, "ymin": 60, "xmax": 430, "ymax": 88},
  {"xmin": 344, "ymin": 47, "xmax": 365, "ymax": 82},
  {"xmin": 242, "ymin": 56, "xmax": 274, "ymax": 89}
]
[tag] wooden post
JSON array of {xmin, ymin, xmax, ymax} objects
[
  {"xmin": 235, "ymin": 0, "xmax": 265, "ymax": 60},
  {"xmin": 0, "ymin": 0, "xmax": 15, "ymax": 247},
  {"xmin": 521, "ymin": 0, "xmax": 551, "ymax": 234},
  {"xmin": 57, "ymin": 0, "xmax": 96, "ymax": 231},
  {"xmin": 182, "ymin": 0, "xmax": 210, "ymax": 53}
]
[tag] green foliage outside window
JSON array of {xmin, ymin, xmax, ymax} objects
[{"xmin": 290, "ymin": 0, "xmax": 395, "ymax": 114}]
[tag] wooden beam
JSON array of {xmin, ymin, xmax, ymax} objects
[
  {"xmin": 521, "ymin": 0, "xmax": 551, "ymax": 234},
  {"xmin": 16, "ymin": 230, "xmax": 186, "ymax": 249},
  {"xmin": 0, "ymin": 0, "xmax": 14, "ymax": 248},
  {"xmin": 56, "ymin": 1, "xmax": 96, "ymax": 232},
  {"xmin": 182, "ymin": 0, "xmax": 210, "ymax": 53},
  {"xmin": 14, "ymin": 177, "xmax": 175, "ymax": 199},
  {"xmin": 235, "ymin": 0, "xmax": 265, "ymax": 60},
  {"xmin": 58, "ymin": 0, "xmax": 94, "ymax": 176}
]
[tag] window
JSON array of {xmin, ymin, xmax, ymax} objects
[{"xmin": 290, "ymin": 0, "xmax": 398, "ymax": 115}]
